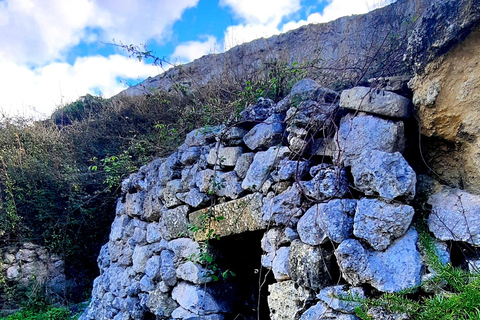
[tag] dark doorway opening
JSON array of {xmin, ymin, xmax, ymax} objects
[{"xmin": 209, "ymin": 230, "xmax": 274, "ymax": 320}]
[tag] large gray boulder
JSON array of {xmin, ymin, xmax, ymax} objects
[
  {"xmin": 172, "ymin": 282, "xmax": 227, "ymax": 315},
  {"xmin": 428, "ymin": 188, "xmax": 480, "ymax": 246},
  {"xmin": 340, "ymin": 87, "xmax": 411, "ymax": 118},
  {"xmin": 353, "ymin": 198, "xmax": 415, "ymax": 251},
  {"xmin": 207, "ymin": 146, "xmax": 243, "ymax": 167},
  {"xmin": 297, "ymin": 199, "xmax": 356, "ymax": 245},
  {"xmin": 335, "ymin": 228, "xmax": 422, "ymax": 292},
  {"xmin": 242, "ymin": 146, "xmax": 290, "ymax": 191},
  {"xmin": 262, "ymin": 184, "xmax": 303, "ymax": 226},
  {"xmin": 336, "ymin": 114, "xmax": 405, "ymax": 166},
  {"xmin": 351, "ymin": 150, "xmax": 416, "ymax": 201},
  {"xmin": 243, "ymin": 113, "xmax": 286, "ymax": 151}
]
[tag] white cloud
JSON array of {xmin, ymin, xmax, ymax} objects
[
  {"xmin": 170, "ymin": 36, "xmax": 218, "ymax": 63},
  {"xmin": 0, "ymin": 55, "xmax": 160, "ymax": 118},
  {"xmin": 310, "ymin": 0, "xmax": 392, "ymax": 24},
  {"xmin": 220, "ymin": 0, "xmax": 301, "ymax": 25},
  {"xmin": 0, "ymin": 0, "xmax": 200, "ymax": 66},
  {"xmin": 223, "ymin": 24, "xmax": 281, "ymax": 51}
]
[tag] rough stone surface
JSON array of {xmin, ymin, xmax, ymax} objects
[
  {"xmin": 351, "ymin": 150, "xmax": 416, "ymax": 201},
  {"xmin": 262, "ymin": 184, "xmax": 303, "ymax": 226},
  {"xmin": 409, "ymin": 25, "xmax": 480, "ymax": 194},
  {"xmin": 242, "ymin": 146, "xmax": 290, "ymax": 191},
  {"xmin": 160, "ymin": 205, "xmax": 190, "ymax": 240},
  {"xmin": 289, "ymin": 240, "xmax": 334, "ymax": 291},
  {"xmin": 243, "ymin": 114, "xmax": 286, "ymax": 151},
  {"xmin": 234, "ymin": 153, "xmax": 254, "ymax": 179},
  {"xmin": 299, "ymin": 199, "xmax": 356, "ymax": 246},
  {"xmin": 340, "ymin": 86, "xmax": 411, "ymax": 118},
  {"xmin": 190, "ymin": 193, "xmax": 264, "ymax": 241},
  {"xmin": 428, "ymin": 188, "xmax": 480, "ymax": 246},
  {"xmin": 268, "ymin": 280, "xmax": 314, "ymax": 320},
  {"xmin": 300, "ymin": 301, "xmax": 358, "ymax": 320},
  {"xmin": 336, "ymin": 228, "xmax": 422, "ymax": 292},
  {"xmin": 207, "ymin": 146, "xmax": 243, "ymax": 167},
  {"xmin": 354, "ymin": 198, "xmax": 415, "ymax": 251},
  {"xmin": 317, "ymin": 285, "xmax": 364, "ymax": 314},
  {"xmin": 172, "ymin": 282, "xmax": 227, "ymax": 315},
  {"xmin": 272, "ymin": 246, "xmax": 291, "ymax": 281},
  {"xmin": 336, "ymin": 114, "xmax": 405, "ymax": 166},
  {"xmin": 301, "ymin": 165, "xmax": 349, "ymax": 201}
]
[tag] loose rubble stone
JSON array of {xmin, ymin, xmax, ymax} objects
[
  {"xmin": 336, "ymin": 228, "xmax": 422, "ymax": 292},
  {"xmin": 172, "ymin": 282, "xmax": 227, "ymax": 315},
  {"xmin": 336, "ymin": 114, "xmax": 405, "ymax": 166},
  {"xmin": 164, "ymin": 179, "xmax": 183, "ymax": 208},
  {"xmin": 289, "ymin": 240, "xmax": 334, "ymax": 291},
  {"xmin": 301, "ymin": 165, "xmax": 349, "ymax": 200},
  {"xmin": 243, "ymin": 114, "xmax": 286, "ymax": 151},
  {"xmin": 428, "ymin": 188, "xmax": 480, "ymax": 246},
  {"xmin": 207, "ymin": 146, "xmax": 243, "ymax": 167},
  {"xmin": 240, "ymin": 97, "xmax": 276, "ymax": 122},
  {"xmin": 234, "ymin": 153, "xmax": 254, "ymax": 179},
  {"xmin": 242, "ymin": 146, "xmax": 290, "ymax": 191},
  {"xmin": 354, "ymin": 198, "xmax": 415, "ymax": 251},
  {"xmin": 351, "ymin": 150, "xmax": 416, "ymax": 201},
  {"xmin": 160, "ymin": 205, "xmax": 190, "ymax": 240},
  {"xmin": 145, "ymin": 288, "xmax": 178, "ymax": 318},
  {"xmin": 340, "ymin": 86, "xmax": 411, "ymax": 118},
  {"xmin": 180, "ymin": 146, "xmax": 201, "ymax": 165},
  {"xmin": 176, "ymin": 261, "xmax": 209, "ymax": 284},
  {"xmin": 272, "ymin": 246, "xmax": 291, "ymax": 281},
  {"xmin": 262, "ymin": 184, "xmax": 303, "ymax": 226},
  {"xmin": 271, "ymin": 158, "xmax": 309, "ymax": 182},
  {"xmin": 160, "ymin": 250, "xmax": 177, "ymax": 287},
  {"xmin": 299, "ymin": 199, "xmax": 356, "ymax": 245}
]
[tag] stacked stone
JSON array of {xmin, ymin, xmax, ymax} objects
[
  {"xmin": 1, "ymin": 242, "xmax": 66, "ymax": 299},
  {"xmin": 80, "ymin": 80, "xmax": 427, "ymax": 320}
]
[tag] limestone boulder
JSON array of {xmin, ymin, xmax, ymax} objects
[
  {"xmin": 317, "ymin": 285, "xmax": 364, "ymax": 314},
  {"xmin": 340, "ymin": 87, "xmax": 411, "ymax": 118},
  {"xmin": 336, "ymin": 114, "xmax": 405, "ymax": 166},
  {"xmin": 353, "ymin": 198, "xmax": 415, "ymax": 251},
  {"xmin": 242, "ymin": 146, "xmax": 290, "ymax": 191},
  {"xmin": 335, "ymin": 228, "xmax": 422, "ymax": 292},
  {"xmin": 301, "ymin": 165, "xmax": 349, "ymax": 201},
  {"xmin": 207, "ymin": 146, "xmax": 243, "ymax": 167},
  {"xmin": 243, "ymin": 113, "xmax": 286, "ymax": 151},
  {"xmin": 428, "ymin": 188, "xmax": 480, "ymax": 246},
  {"xmin": 351, "ymin": 150, "xmax": 416, "ymax": 201}
]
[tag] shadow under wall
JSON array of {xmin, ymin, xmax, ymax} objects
[{"xmin": 208, "ymin": 230, "xmax": 275, "ymax": 320}]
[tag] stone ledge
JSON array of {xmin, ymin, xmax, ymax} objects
[{"xmin": 189, "ymin": 193, "xmax": 265, "ymax": 241}]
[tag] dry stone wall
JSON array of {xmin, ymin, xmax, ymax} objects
[
  {"xmin": 1, "ymin": 243, "xmax": 67, "ymax": 302},
  {"xmin": 80, "ymin": 79, "xmax": 437, "ymax": 320}
]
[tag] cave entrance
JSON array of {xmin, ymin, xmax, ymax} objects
[{"xmin": 209, "ymin": 230, "xmax": 274, "ymax": 320}]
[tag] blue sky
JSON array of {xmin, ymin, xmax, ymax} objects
[{"xmin": 0, "ymin": 0, "xmax": 390, "ymax": 118}]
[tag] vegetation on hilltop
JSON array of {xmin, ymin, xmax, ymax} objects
[{"xmin": 0, "ymin": 61, "xmax": 307, "ymax": 309}]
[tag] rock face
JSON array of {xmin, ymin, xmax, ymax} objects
[{"xmin": 410, "ymin": 25, "xmax": 480, "ymax": 195}]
